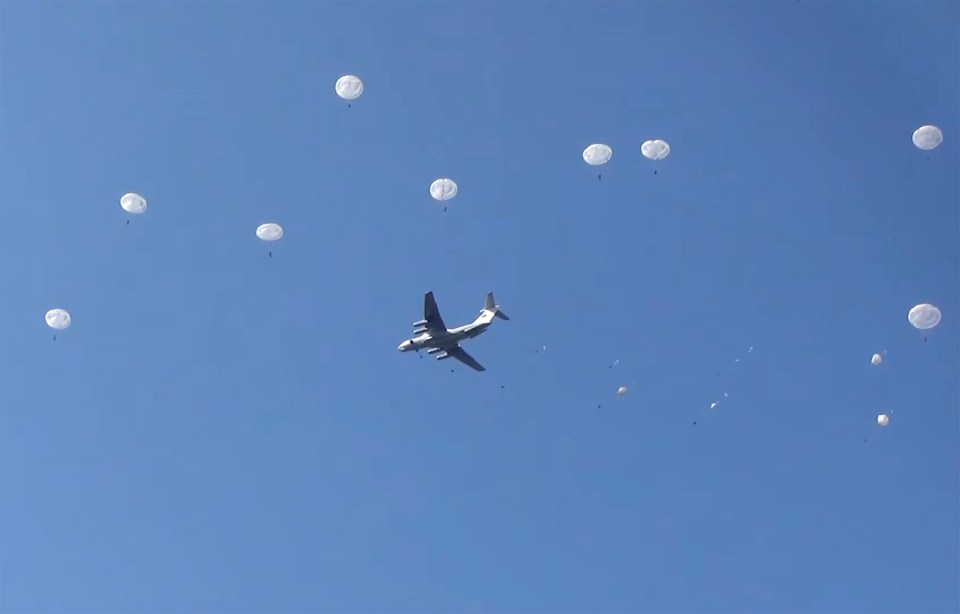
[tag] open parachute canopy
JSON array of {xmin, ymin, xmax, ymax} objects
[
  {"xmin": 641, "ymin": 139, "xmax": 671, "ymax": 160},
  {"xmin": 120, "ymin": 192, "xmax": 147, "ymax": 214},
  {"xmin": 45, "ymin": 308, "xmax": 71, "ymax": 330},
  {"xmin": 908, "ymin": 303, "xmax": 941, "ymax": 330},
  {"xmin": 912, "ymin": 125, "xmax": 943, "ymax": 150},
  {"xmin": 429, "ymin": 178, "xmax": 458, "ymax": 201},
  {"xmin": 256, "ymin": 222, "xmax": 283, "ymax": 241},
  {"xmin": 582, "ymin": 143, "xmax": 613, "ymax": 166},
  {"xmin": 335, "ymin": 75, "xmax": 364, "ymax": 100}
]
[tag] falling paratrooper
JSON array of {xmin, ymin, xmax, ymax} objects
[
  {"xmin": 641, "ymin": 139, "xmax": 670, "ymax": 174},
  {"xmin": 335, "ymin": 74, "xmax": 364, "ymax": 107},
  {"xmin": 582, "ymin": 143, "xmax": 612, "ymax": 180},
  {"xmin": 45, "ymin": 308, "xmax": 71, "ymax": 340},
  {"xmin": 908, "ymin": 303, "xmax": 941, "ymax": 341},
  {"xmin": 429, "ymin": 178, "xmax": 458, "ymax": 212},
  {"xmin": 120, "ymin": 192, "xmax": 147, "ymax": 225},
  {"xmin": 256, "ymin": 222, "xmax": 283, "ymax": 258}
]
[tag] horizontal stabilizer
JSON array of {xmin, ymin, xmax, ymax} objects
[{"xmin": 484, "ymin": 292, "xmax": 509, "ymax": 321}]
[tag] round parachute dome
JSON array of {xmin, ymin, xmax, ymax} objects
[
  {"xmin": 429, "ymin": 178, "xmax": 458, "ymax": 201},
  {"xmin": 45, "ymin": 308, "xmax": 71, "ymax": 330},
  {"xmin": 912, "ymin": 125, "xmax": 943, "ymax": 150},
  {"xmin": 877, "ymin": 414, "xmax": 890, "ymax": 427},
  {"xmin": 871, "ymin": 353, "xmax": 883, "ymax": 366},
  {"xmin": 641, "ymin": 139, "xmax": 671, "ymax": 161},
  {"xmin": 617, "ymin": 386, "xmax": 627, "ymax": 396},
  {"xmin": 582, "ymin": 144, "xmax": 612, "ymax": 166},
  {"xmin": 335, "ymin": 75, "xmax": 364, "ymax": 100},
  {"xmin": 120, "ymin": 192, "xmax": 147, "ymax": 214},
  {"xmin": 256, "ymin": 223, "xmax": 283, "ymax": 241},
  {"xmin": 908, "ymin": 303, "xmax": 941, "ymax": 330}
]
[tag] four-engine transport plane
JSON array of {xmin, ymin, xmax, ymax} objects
[{"xmin": 398, "ymin": 291, "xmax": 509, "ymax": 372}]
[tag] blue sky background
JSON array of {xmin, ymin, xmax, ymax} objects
[{"xmin": 1, "ymin": 2, "xmax": 958, "ymax": 613}]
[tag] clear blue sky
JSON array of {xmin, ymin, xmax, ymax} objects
[{"xmin": 1, "ymin": 2, "xmax": 957, "ymax": 613}]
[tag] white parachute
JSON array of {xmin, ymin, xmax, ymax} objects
[
  {"xmin": 45, "ymin": 308, "xmax": 71, "ymax": 330},
  {"xmin": 617, "ymin": 386, "xmax": 628, "ymax": 396},
  {"xmin": 871, "ymin": 353, "xmax": 883, "ymax": 366},
  {"xmin": 582, "ymin": 144, "xmax": 613, "ymax": 166},
  {"xmin": 256, "ymin": 223, "xmax": 284, "ymax": 241},
  {"xmin": 912, "ymin": 125, "xmax": 943, "ymax": 150},
  {"xmin": 710, "ymin": 401, "xmax": 718, "ymax": 410},
  {"xmin": 335, "ymin": 75, "xmax": 364, "ymax": 100},
  {"xmin": 120, "ymin": 192, "xmax": 147, "ymax": 214},
  {"xmin": 908, "ymin": 303, "xmax": 941, "ymax": 330},
  {"xmin": 641, "ymin": 139, "xmax": 671, "ymax": 161},
  {"xmin": 877, "ymin": 414, "xmax": 890, "ymax": 427},
  {"xmin": 429, "ymin": 178, "xmax": 458, "ymax": 201}
]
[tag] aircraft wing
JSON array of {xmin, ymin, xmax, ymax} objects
[
  {"xmin": 444, "ymin": 344, "xmax": 486, "ymax": 372},
  {"xmin": 422, "ymin": 291, "xmax": 447, "ymax": 333}
]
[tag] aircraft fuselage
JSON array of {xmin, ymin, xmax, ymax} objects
[{"xmin": 398, "ymin": 320, "xmax": 491, "ymax": 352}]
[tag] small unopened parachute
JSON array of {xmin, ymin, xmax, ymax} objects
[
  {"xmin": 912, "ymin": 125, "xmax": 943, "ymax": 150},
  {"xmin": 617, "ymin": 386, "xmax": 628, "ymax": 396}
]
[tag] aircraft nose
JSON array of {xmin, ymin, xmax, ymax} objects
[{"xmin": 398, "ymin": 341, "xmax": 408, "ymax": 351}]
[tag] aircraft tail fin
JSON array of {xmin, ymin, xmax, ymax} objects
[{"xmin": 484, "ymin": 292, "xmax": 510, "ymax": 321}]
